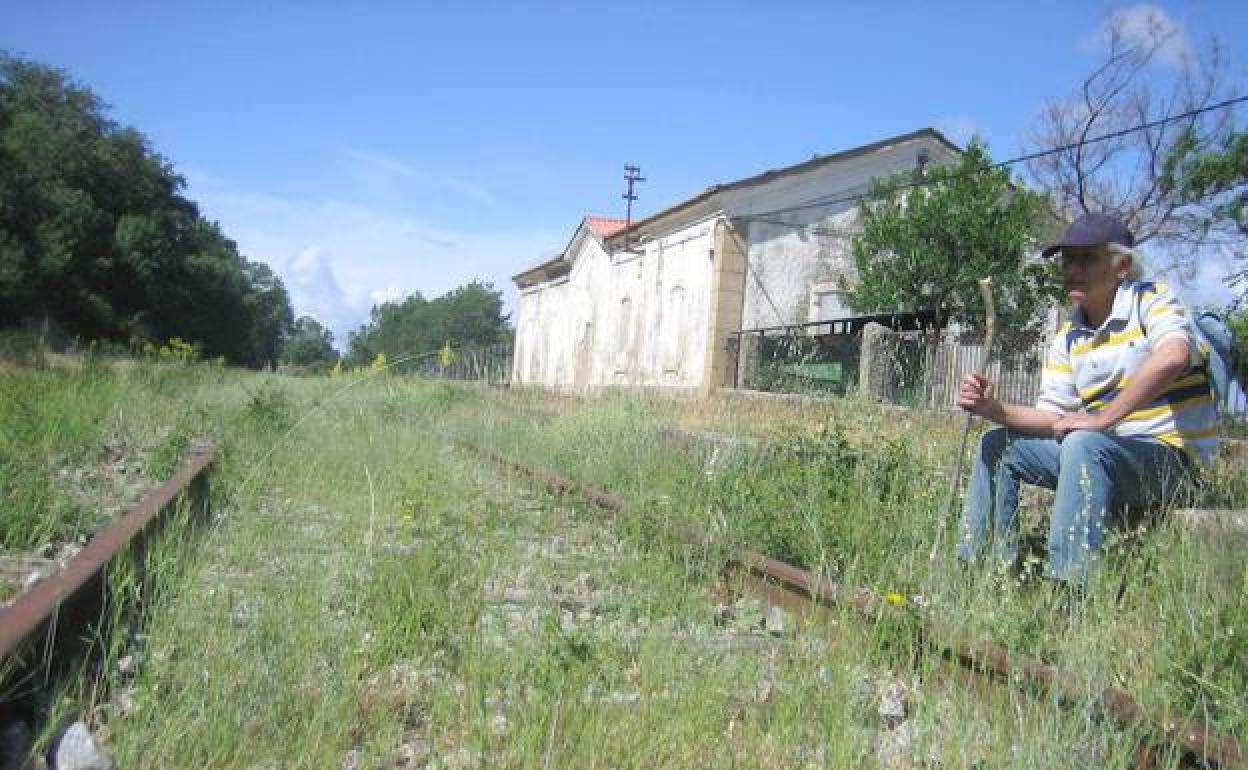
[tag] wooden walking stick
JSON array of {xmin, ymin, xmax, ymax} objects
[{"xmin": 928, "ymin": 278, "xmax": 996, "ymax": 566}]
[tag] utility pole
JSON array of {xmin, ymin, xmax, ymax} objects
[{"xmin": 623, "ymin": 164, "xmax": 645, "ymax": 229}]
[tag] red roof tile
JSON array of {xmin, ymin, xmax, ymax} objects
[{"xmin": 585, "ymin": 215, "xmax": 628, "ymax": 238}]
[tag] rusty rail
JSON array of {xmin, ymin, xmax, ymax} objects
[
  {"xmin": 0, "ymin": 441, "xmax": 216, "ymax": 659},
  {"xmin": 468, "ymin": 442, "xmax": 1244, "ymax": 770}
]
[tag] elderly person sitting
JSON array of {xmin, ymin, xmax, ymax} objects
[{"xmin": 955, "ymin": 213, "xmax": 1219, "ymax": 589}]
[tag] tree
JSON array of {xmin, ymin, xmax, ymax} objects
[
  {"xmin": 1161, "ymin": 129, "xmax": 1247, "ymax": 295},
  {"xmin": 1025, "ymin": 8, "xmax": 1239, "ymax": 267},
  {"xmin": 241, "ymin": 259, "xmax": 295, "ymax": 368},
  {"xmin": 282, "ymin": 316, "xmax": 337, "ymax": 368},
  {"xmin": 844, "ymin": 140, "xmax": 1058, "ymax": 344},
  {"xmin": 345, "ymin": 281, "xmax": 511, "ymax": 368},
  {"xmin": 0, "ymin": 51, "xmax": 295, "ymax": 366}
]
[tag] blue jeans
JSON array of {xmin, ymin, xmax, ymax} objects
[{"xmin": 955, "ymin": 428, "xmax": 1196, "ymax": 587}]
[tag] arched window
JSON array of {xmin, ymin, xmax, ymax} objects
[
  {"xmin": 615, "ymin": 296, "xmax": 633, "ymax": 376},
  {"xmin": 662, "ymin": 286, "xmax": 686, "ymax": 374}
]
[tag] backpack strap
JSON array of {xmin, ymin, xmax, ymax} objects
[
  {"xmin": 1134, "ymin": 282, "xmax": 1216, "ymax": 394},
  {"xmin": 1134, "ymin": 282, "xmax": 1150, "ymax": 338}
]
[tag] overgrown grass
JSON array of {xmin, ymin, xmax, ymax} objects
[
  {"xmin": 447, "ymin": 387, "xmax": 1248, "ymax": 742},
  {"xmin": 3, "ymin": 364, "xmax": 1244, "ymax": 767},
  {"xmin": 1, "ymin": 364, "xmax": 125, "ymax": 549}
]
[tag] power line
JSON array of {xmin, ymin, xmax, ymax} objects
[{"xmin": 738, "ymin": 94, "xmax": 1248, "ymax": 224}]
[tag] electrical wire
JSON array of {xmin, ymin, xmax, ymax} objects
[{"xmin": 736, "ymin": 94, "xmax": 1248, "ymax": 224}]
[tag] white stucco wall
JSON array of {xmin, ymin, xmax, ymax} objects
[
  {"xmin": 511, "ymin": 218, "xmax": 716, "ymax": 389},
  {"xmin": 512, "ymin": 132, "xmax": 961, "ymax": 389},
  {"xmin": 725, "ymin": 134, "xmax": 958, "ymax": 330},
  {"xmin": 734, "ymin": 203, "xmax": 860, "ymax": 329}
]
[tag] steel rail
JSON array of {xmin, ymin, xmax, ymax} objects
[
  {"xmin": 467, "ymin": 442, "xmax": 1244, "ymax": 770},
  {"xmin": 0, "ymin": 441, "xmax": 216, "ymax": 658}
]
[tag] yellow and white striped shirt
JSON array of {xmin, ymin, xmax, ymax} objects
[{"xmin": 1037, "ymin": 280, "xmax": 1220, "ymax": 465}]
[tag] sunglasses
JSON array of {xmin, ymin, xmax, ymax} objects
[{"xmin": 1058, "ymin": 249, "xmax": 1106, "ymax": 267}]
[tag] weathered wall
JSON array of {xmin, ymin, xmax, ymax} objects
[
  {"xmin": 512, "ymin": 132, "xmax": 961, "ymax": 391},
  {"xmin": 511, "ymin": 218, "xmax": 716, "ymax": 389},
  {"xmin": 700, "ymin": 219, "xmax": 748, "ymax": 393},
  {"xmin": 724, "ymin": 134, "xmax": 959, "ymax": 331}
]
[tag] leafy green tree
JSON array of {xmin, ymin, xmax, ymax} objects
[
  {"xmin": 282, "ymin": 315, "xmax": 337, "ymax": 368},
  {"xmin": 845, "ymin": 140, "xmax": 1059, "ymax": 343},
  {"xmin": 241, "ymin": 259, "xmax": 295, "ymax": 368},
  {"xmin": 346, "ymin": 281, "xmax": 511, "ymax": 368},
  {"xmin": 1163, "ymin": 131, "xmax": 1248, "ymax": 234},
  {"xmin": 0, "ymin": 52, "xmax": 294, "ymax": 367},
  {"xmin": 1162, "ymin": 129, "xmax": 1247, "ymax": 298}
]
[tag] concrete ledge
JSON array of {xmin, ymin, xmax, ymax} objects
[
  {"xmin": 1220, "ymin": 438, "xmax": 1246, "ymax": 464},
  {"xmin": 1170, "ymin": 508, "xmax": 1248, "ymax": 534},
  {"xmin": 714, "ymin": 387, "xmax": 841, "ymax": 409}
]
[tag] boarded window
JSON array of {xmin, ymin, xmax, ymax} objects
[
  {"xmin": 615, "ymin": 297, "xmax": 632, "ymax": 372},
  {"xmin": 662, "ymin": 286, "xmax": 686, "ymax": 374},
  {"xmin": 812, "ymin": 288, "xmax": 851, "ymax": 322}
]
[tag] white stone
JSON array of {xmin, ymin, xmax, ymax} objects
[
  {"xmin": 601, "ymin": 692, "xmax": 642, "ymax": 706},
  {"xmin": 878, "ymin": 681, "xmax": 909, "ymax": 724},
  {"xmin": 873, "ymin": 720, "xmax": 916, "ymax": 769},
  {"xmin": 393, "ymin": 734, "xmax": 429, "ymax": 767},
  {"xmin": 765, "ymin": 605, "xmax": 787, "ymax": 636},
  {"xmin": 52, "ymin": 722, "xmax": 112, "ymax": 770},
  {"xmin": 339, "ymin": 748, "xmax": 362, "ymax": 770},
  {"xmin": 441, "ymin": 748, "xmax": 479, "ymax": 770}
]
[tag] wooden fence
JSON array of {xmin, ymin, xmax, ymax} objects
[
  {"xmin": 414, "ymin": 343, "xmax": 512, "ymax": 385},
  {"xmin": 859, "ymin": 330, "xmax": 1047, "ymax": 410},
  {"xmin": 739, "ymin": 323, "xmax": 1248, "ymax": 428}
]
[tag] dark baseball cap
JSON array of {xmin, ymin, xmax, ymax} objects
[{"xmin": 1041, "ymin": 213, "xmax": 1134, "ymax": 257}]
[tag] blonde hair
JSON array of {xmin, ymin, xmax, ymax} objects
[{"xmin": 1106, "ymin": 242, "xmax": 1146, "ymax": 282}]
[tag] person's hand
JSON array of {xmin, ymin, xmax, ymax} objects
[
  {"xmin": 1051, "ymin": 411, "xmax": 1113, "ymax": 440},
  {"xmin": 957, "ymin": 372, "xmax": 997, "ymax": 417}
]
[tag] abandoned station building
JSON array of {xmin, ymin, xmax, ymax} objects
[{"xmin": 510, "ymin": 128, "xmax": 962, "ymax": 394}]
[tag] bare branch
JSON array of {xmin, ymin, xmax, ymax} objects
[{"xmin": 1024, "ymin": 10, "xmax": 1240, "ymax": 273}]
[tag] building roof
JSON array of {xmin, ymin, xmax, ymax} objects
[
  {"xmin": 584, "ymin": 215, "xmax": 628, "ymax": 238},
  {"xmin": 512, "ymin": 215, "xmax": 626, "ymax": 287},
  {"xmin": 604, "ymin": 127, "xmax": 961, "ymax": 246},
  {"xmin": 512, "ymin": 253, "xmax": 567, "ymax": 288},
  {"xmin": 514, "ymin": 128, "xmax": 962, "ymax": 287}
]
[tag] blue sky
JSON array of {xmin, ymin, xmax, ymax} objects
[{"xmin": 4, "ymin": 1, "xmax": 1245, "ymax": 346}]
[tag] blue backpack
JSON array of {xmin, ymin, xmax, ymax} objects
[
  {"xmin": 1136, "ymin": 285, "xmax": 1242, "ymax": 415},
  {"xmin": 1192, "ymin": 310, "xmax": 1241, "ymax": 414}
]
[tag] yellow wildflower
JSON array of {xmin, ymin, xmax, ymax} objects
[{"xmin": 438, "ymin": 343, "xmax": 456, "ymax": 367}]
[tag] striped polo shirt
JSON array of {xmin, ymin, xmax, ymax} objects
[{"xmin": 1036, "ymin": 280, "xmax": 1220, "ymax": 465}]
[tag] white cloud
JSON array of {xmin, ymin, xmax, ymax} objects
[
  {"xmin": 342, "ymin": 147, "xmax": 497, "ymax": 205},
  {"xmin": 1085, "ymin": 4, "xmax": 1194, "ymax": 69},
  {"xmin": 1176, "ymin": 249, "xmax": 1241, "ymax": 309},
  {"xmin": 283, "ymin": 247, "xmax": 367, "ymax": 347},
  {"xmin": 1139, "ymin": 241, "xmax": 1241, "ymax": 310},
  {"xmin": 369, "ymin": 285, "xmax": 405, "ymax": 307},
  {"xmin": 190, "ymin": 185, "xmax": 563, "ymax": 348}
]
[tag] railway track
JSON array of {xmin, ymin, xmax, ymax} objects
[
  {"xmin": 466, "ymin": 440, "xmax": 1245, "ymax": 770},
  {"xmin": 2, "ymin": 389, "xmax": 1242, "ymax": 768},
  {"xmin": 0, "ymin": 441, "xmax": 216, "ymax": 761}
]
